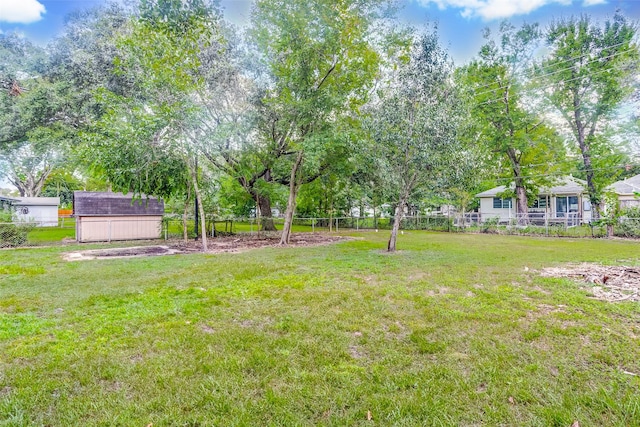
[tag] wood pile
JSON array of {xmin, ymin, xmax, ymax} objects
[{"xmin": 541, "ymin": 263, "xmax": 640, "ymax": 302}]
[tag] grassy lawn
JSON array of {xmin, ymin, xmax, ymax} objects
[{"xmin": 1, "ymin": 232, "xmax": 639, "ymax": 426}]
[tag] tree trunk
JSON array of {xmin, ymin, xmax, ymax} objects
[
  {"xmin": 388, "ymin": 194, "xmax": 407, "ymax": 252},
  {"xmin": 10, "ymin": 165, "xmax": 52, "ymax": 197},
  {"xmin": 515, "ymin": 184, "xmax": 528, "ymax": 225},
  {"xmin": 257, "ymin": 194, "xmax": 277, "ymax": 231},
  {"xmin": 573, "ymin": 93, "xmax": 601, "ymax": 221},
  {"xmin": 182, "ymin": 184, "xmax": 191, "ymax": 242},
  {"xmin": 581, "ymin": 149, "xmax": 600, "ymax": 220},
  {"xmin": 506, "ymin": 147, "xmax": 528, "ymax": 226},
  {"xmin": 280, "ymin": 151, "xmax": 304, "ymax": 245},
  {"xmin": 190, "ymin": 163, "xmax": 208, "ymax": 252},
  {"xmin": 329, "ymin": 196, "xmax": 333, "ymax": 232}
]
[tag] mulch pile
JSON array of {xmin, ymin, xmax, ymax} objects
[{"xmin": 541, "ymin": 263, "xmax": 640, "ymax": 302}]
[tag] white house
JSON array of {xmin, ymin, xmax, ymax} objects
[
  {"xmin": 608, "ymin": 174, "xmax": 640, "ymax": 208},
  {"xmin": 0, "ymin": 196, "xmax": 60, "ymax": 227},
  {"xmin": 475, "ymin": 176, "xmax": 592, "ymax": 225}
]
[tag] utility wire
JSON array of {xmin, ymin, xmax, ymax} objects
[{"xmin": 465, "ymin": 41, "xmax": 632, "ymax": 95}]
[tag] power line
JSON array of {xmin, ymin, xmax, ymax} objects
[
  {"xmin": 464, "ymin": 41, "xmax": 632, "ymax": 96},
  {"xmin": 469, "ymin": 46, "xmax": 635, "ymax": 101},
  {"xmin": 472, "ymin": 65, "xmax": 630, "ymax": 109}
]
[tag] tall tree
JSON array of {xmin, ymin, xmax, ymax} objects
[
  {"xmin": 0, "ymin": 34, "xmax": 71, "ymax": 196},
  {"xmin": 82, "ymin": 0, "xmax": 225, "ymax": 250},
  {"xmin": 368, "ymin": 31, "xmax": 465, "ymax": 252},
  {"xmin": 538, "ymin": 12, "xmax": 638, "ymax": 219},
  {"xmin": 250, "ymin": 0, "xmax": 386, "ymax": 244},
  {"xmin": 461, "ymin": 22, "xmax": 565, "ymax": 225}
]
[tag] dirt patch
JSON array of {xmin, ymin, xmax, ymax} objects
[
  {"xmin": 541, "ymin": 263, "xmax": 640, "ymax": 302},
  {"xmin": 63, "ymin": 233, "xmax": 347, "ymax": 261},
  {"xmin": 63, "ymin": 245, "xmax": 197, "ymax": 261}
]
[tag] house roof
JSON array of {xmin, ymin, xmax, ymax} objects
[
  {"xmin": 0, "ymin": 196, "xmax": 60, "ymax": 206},
  {"xmin": 73, "ymin": 191, "xmax": 164, "ymax": 216},
  {"xmin": 475, "ymin": 176, "xmax": 587, "ymax": 198},
  {"xmin": 607, "ymin": 174, "xmax": 640, "ymax": 195}
]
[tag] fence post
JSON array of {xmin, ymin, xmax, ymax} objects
[
  {"xmin": 108, "ymin": 220, "xmax": 111, "ymax": 243},
  {"xmin": 356, "ymin": 217, "xmax": 359, "ymax": 230},
  {"xmin": 336, "ymin": 218, "xmax": 338, "ymax": 232},
  {"xmin": 312, "ymin": 218, "xmax": 315, "ymax": 233}
]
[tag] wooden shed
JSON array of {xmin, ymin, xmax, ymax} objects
[{"xmin": 73, "ymin": 192, "xmax": 164, "ymax": 243}]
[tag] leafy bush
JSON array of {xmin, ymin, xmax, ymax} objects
[
  {"xmin": 0, "ymin": 210, "xmax": 34, "ymax": 247},
  {"xmin": 616, "ymin": 207, "xmax": 640, "ymax": 238},
  {"xmin": 481, "ymin": 217, "xmax": 499, "ymax": 233}
]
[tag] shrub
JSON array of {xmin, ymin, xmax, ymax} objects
[
  {"xmin": 616, "ymin": 207, "xmax": 640, "ymax": 238},
  {"xmin": 0, "ymin": 210, "xmax": 34, "ymax": 247}
]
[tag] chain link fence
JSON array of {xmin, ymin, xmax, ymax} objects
[{"xmin": 2, "ymin": 213, "xmax": 640, "ymax": 248}]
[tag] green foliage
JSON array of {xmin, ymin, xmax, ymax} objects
[
  {"xmin": 0, "ymin": 210, "xmax": 34, "ymax": 248},
  {"xmin": 617, "ymin": 206, "xmax": 640, "ymax": 237},
  {"xmin": 79, "ymin": 1, "xmax": 225, "ymax": 200},
  {"xmin": 367, "ymin": 30, "xmax": 465, "ymax": 209},
  {"xmin": 538, "ymin": 12, "xmax": 639, "ymax": 211},
  {"xmin": 459, "ymin": 22, "xmax": 565, "ymax": 215}
]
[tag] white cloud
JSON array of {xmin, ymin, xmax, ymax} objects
[
  {"xmin": 418, "ymin": 0, "xmax": 578, "ymax": 20},
  {"xmin": 0, "ymin": 0, "xmax": 46, "ymax": 24},
  {"xmin": 582, "ymin": 0, "xmax": 607, "ymax": 6}
]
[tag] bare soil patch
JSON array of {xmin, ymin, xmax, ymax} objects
[
  {"xmin": 541, "ymin": 263, "xmax": 640, "ymax": 302},
  {"xmin": 63, "ymin": 233, "xmax": 347, "ymax": 261}
]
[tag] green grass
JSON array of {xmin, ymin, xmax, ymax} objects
[{"xmin": 1, "ymin": 232, "xmax": 640, "ymax": 426}]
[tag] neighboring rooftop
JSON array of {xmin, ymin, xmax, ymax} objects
[
  {"xmin": 0, "ymin": 196, "xmax": 60, "ymax": 206},
  {"xmin": 73, "ymin": 192, "xmax": 164, "ymax": 216},
  {"xmin": 608, "ymin": 174, "xmax": 640, "ymax": 195}
]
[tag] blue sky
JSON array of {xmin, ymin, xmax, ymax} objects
[{"xmin": 0, "ymin": 0, "xmax": 638, "ymax": 63}]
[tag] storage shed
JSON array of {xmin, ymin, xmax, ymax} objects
[
  {"xmin": 73, "ymin": 192, "xmax": 164, "ymax": 243},
  {"xmin": 0, "ymin": 196, "xmax": 60, "ymax": 227}
]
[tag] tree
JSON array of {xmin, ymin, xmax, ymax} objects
[
  {"xmin": 250, "ymin": 0, "xmax": 386, "ymax": 244},
  {"xmin": 538, "ymin": 12, "xmax": 638, "ymax": 219},
  {"xmin": 367, "ymin": 31, "xmax": 466, "ymax": 252},
  {"xmin": 82, "ymin": 0, "xmax": 226, "ymax": 250},
  {"xmin": 0, "ymin": 34, "xmax": 73, "ymax": 196},
  {"xmin": 461, "ymin": 22, "xmax": 565, "ymax": 225}
]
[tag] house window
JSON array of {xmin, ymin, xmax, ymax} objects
[
  {"xmin": 532, "ymin": 197, "xmax": 547, "ymax": 209},
  {"xmin": 493, "ymin": 198, "xmax": 512, "ymax": 209},
  {"xmin": 556, "ymin": 196, "xmax": 579, "ymax": 217}
]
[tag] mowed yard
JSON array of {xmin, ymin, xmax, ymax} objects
[{"xmin": 1, "ymin": 232, "xmax": 639, "ymax": 426}]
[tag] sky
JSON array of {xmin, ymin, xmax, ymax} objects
[{"xmin": 0, "ymin": 0, "xmax": 639, "ymax": 64}]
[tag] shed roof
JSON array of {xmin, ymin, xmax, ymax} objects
[
  {"xmin": 608, "ymin": 174, "xmax": 640, "ymax": 195},
  {"xmin": 73, "ymin": 192, "xmax": 164, "ymax": 216},
  {"xmin": 475, "ymin": 176, "xmax": 587, "ymax": 198}
]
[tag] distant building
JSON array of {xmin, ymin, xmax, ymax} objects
[
  {"xmin": 607, "ymin": 174, "xmax": 640, "ymax": 209},
  {"xmin": 74, "ymin": 192, "xmax": 164, "ymax": 242},
  {"xmin": 0, "ymin": 196, "xmax": 60, "ymax": 227},
  {"xmin": 476, "ymin": 176, "xmax": 592, "ymax": 225}
]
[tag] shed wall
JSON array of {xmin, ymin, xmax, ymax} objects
[
  {"xmin": 77, "ymin": 216, "xmax": 162, "ymax": 242},
  {"xmin": 15, "ymin": 205, "xmax": 58, "ymax": 227}
]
